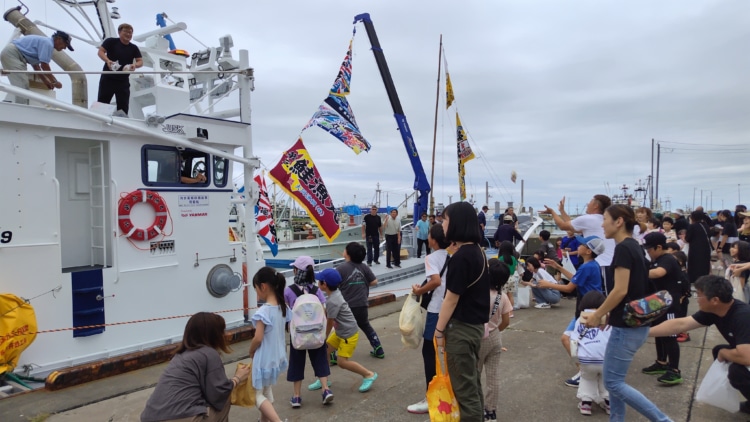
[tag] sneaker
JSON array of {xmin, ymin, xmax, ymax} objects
[
  {"xmin": 740, "ymin": 401, "xmax": 750, "ymax": 414},
  {"xmin": 564, "ymin": 372, "xmax": 581, "ymax": 387},
  {"xmin": 579, "ymin": 401, "xmax": 592, "ymax": 416},
  {"xmin": 329, "ymin": 351, "xmax": 337, "ymax": 366},
  {"xmin": 642, "ymin": 361, "xmax": 670, "ymax": 375},
  {"xmin": 386, "ymin": 265, "xmax": 393, "ymax": 269},
  {"xmin": 367, "ymin": 262, "xmax": 372, "ymax": 267},
  {"xmin": 484, "ymin": 409, "xmax": 497, "ymax": 422},
  {"xmin": 370, "ymin": 345, "xmax": 385, "ymax": 359},
  {"xmin": 374, "ymin": 261, "xmax": 381, "ymax": 265},
  {"xmin": 657, "ymin": 369, "xmax": 683, "ymax": 385},
  {"xmin": 359, "ymin": 372, "xmax": 378, "ymax": 392},
  {"xmin": 289, "ymin": 396, "xmax": 302, "ymax": 408},
  {"xmin": 322, "ymin": 389, "xmax": 334, "ymax": 404},
  {"xmin": 534, "ymin": 303, "xmax": 550, "ymax": 309},
  {"xmin": 308, "ymin": 378, "xmax": 331, "ymax": 391},
  {"xmin": 676, "ymin": 332, "xmax": 691, "ymax": 342},
  {"xmin": 394, "ymin": 264, "xmax": 401, "ymax": 268},
  {"xmin": 407, "ymin": 398, "xmax": 429, "ymax": 414},
  {"xmin": 598, "ymin": 399, "xmax": 610, "ymax": 415}
]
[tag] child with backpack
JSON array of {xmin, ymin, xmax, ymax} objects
[
  {"xmin": 249, "ymin": 267, "xmax": 291, "ymax": 422},
  {"xmin": 568, "ymin": 291, "xmax": 611, "ymax": 416},
  {"xmin": 309, "ymin": 268, "xmax": 378, "ymax": 393},
  {"xmin": 478, "ymin": 258, "xmax": 513, "ymax": 422},
  {"xmin": 284, "ymin": 256, "xmax": 332, "ymax": 408}
]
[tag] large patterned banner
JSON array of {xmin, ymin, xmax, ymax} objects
[
  {"xmin": 254, "ymin": 172, "xmax": 278, "ymax": 256},
  {"xmin": 303, "ymin": 37, "xmax": 371, "ymax": 155},
  {"xmin": 269, "ymin": 138, "xmax": 341, "ymax": 242},
  {"xmin": 456, "ymin": 113, "xmax": 475, "ymax": 201}
]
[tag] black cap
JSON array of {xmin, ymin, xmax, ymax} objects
[
  {"xmin": 643, "ymin": 232, "xmax": 667, "ymax": 249},
  {"xmin": 52, "ymin": 31, "xmax": 74, "ymax": 51}
]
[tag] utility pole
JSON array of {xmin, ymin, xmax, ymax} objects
[
  {"xmin": 693, "ymin": 188, "xmax": 696, "ymax": 209},
  {"xmin": 650, "ymin": 138, "xmax": 654, "ymax": 208},
  {"xmin": 655, "ymin": 142, "xmax": 661, "ymax": 207}
]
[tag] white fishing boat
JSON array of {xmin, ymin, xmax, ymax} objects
[{"xmin": 0, "ymin": 0, "xmax": 266, "ymax": 386}]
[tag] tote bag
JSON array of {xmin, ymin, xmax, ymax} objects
[
  {"xmin": 230, "ymin": 362, "xmax": 256, "ymax": 408},
  {"xmin": 400, "ymin": 293, "xmax": 427, "ymax": 348},
  {"xmin": 427, "ymin": 339, "xmax": 460, "ymax": 421}
]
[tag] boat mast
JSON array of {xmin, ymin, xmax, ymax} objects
[{"xmin": 428, "ymin": 35, "xmax": 442, "ymax": 216}]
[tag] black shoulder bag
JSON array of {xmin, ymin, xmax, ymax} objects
[{"xmin": 419, "ymin": 257, "xmax": 450, "ymax": 310}]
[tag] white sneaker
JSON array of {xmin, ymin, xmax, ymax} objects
[
  {"xmin": 407, "ymin": 398, "xmax": 429, "ymax": 414},
  {"xmin": 534, "ymin": 303, "xmax": 551, "ymax": 309}
]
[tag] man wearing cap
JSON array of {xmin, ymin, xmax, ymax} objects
[
  {"xmin": 1, "ymin": 31, "xmax": 73, "ymax": 104},
  {"xmin": 97, "ymin": 23, "xmax": 142, "ymax": 114},
  {"xmin": 362, "ymin": 206, "xmax": 383, "ymax": 266},
  {"xmin": 493, "ymin": 214, "xmax": 524, "ymax": 247}
]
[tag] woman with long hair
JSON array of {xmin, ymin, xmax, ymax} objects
[
  {"xmin": 141, "ymin": 313, "xmax": 251, "ymax": 422},
  {"xmin": 434, "ymin": 202, "xmax": 490, "ymax": 420},
  {"xmin": 584, "ymin": 205, "xmax": 670, "ymax": 421},
  {"xmin": 685, "ymin": 210, "xmax": 712, "ymax": 283}
]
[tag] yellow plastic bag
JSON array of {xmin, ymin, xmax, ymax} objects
[
  {"xmin": 230, "ymin": 362, "xmax": 256, "ymax": 408},
  {"xmin": 427, "ymin": 339, "xmax": 460, "ymax": 421}
]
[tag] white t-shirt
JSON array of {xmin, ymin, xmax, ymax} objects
[
  {"xmin": 565, "ymin": 310, "xmax": 611, "ymax": 365},
  {"xmin": 571, "ymin": 213, "xmax": 614, "ymax": 267},
  {"xmin": 425, "ymin": 249, "xmax": 449, "ymax": 314},
  {"xmin": 533, "ymin": 268, "xmax": 558, "ymax": 285}
]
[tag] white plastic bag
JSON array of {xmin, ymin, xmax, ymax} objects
[
  {"xmin": 695, "ymin": 360, "xmax": 741, "ymax": 413},
  {"xmin": 561, "ymin": 252, "xmax": 577, "ymax": 282},
  {"xmin": 399, "ymin": 293, "xmax": 426, "ymax": 348},
  {"xmin": 517, "ymin": 286, "xmax": 531, "ymax": 309}
]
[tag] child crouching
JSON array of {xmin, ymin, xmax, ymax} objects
[{"xmin": 569, "ymin": 291, "xmax": 610, "ymax": 416}]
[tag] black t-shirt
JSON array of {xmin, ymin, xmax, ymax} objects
[
  {"xmin": 100, "ymin": 38, "xmax": 142, "ymax": 81},
  {"xmin": 693, "ymin": 300, "xmax": 750, "ymax": 348},
  {"xmin": 650, "ymin": 253, "xmax": 684, "ymax": 312},
  {"xmin": 609, "ymin": 237, "xmax": 651, "ymax": 328},
  {"xmin": 445, "ymin": 244, "xmax": 490, "ymax": 325},
  {"xmin": 722, "ymin": 221, "xmax": 738, "ymax": 253},
  {"xmin": 362, "ymin": 214, "xmax": 382, "ymax": 237}
]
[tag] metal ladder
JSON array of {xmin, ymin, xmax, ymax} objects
[{"xmin": 88, "ymin": 144, "xmax": 108, "ymax": 267}]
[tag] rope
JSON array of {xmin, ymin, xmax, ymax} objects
[
  {"xmin": 0, "ymin": 287, "xmax": 60, "ymax": 318},
  {"xmin": 20, "ymin": 306, "xmax": 258, "ymax": 337},
  {"xmin": 165, "ymin": 14, "xmax": 209, "ymax": 49},
  {"xmin": 0, "ymin": 69, "xmax": 247, "ymax": 75}
]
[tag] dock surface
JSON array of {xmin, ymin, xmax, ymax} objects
[{"xmin": 0, "ymin": 294, "xmax": 742, "ymax": 421}]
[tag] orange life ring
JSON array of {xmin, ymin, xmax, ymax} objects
[{"xmin": 117, "ymin": 190, "xmax": 168, "ymax": 241}]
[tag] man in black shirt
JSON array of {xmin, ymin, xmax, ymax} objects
[
  {"xmin": 650, "ymin": 275, "xmax": 750, "ymax": 413},
  {"xmin": 97, "ymin": 23, "xmax": 143, "ymax": 114},
  {"xmin": 361, "ymin": 206, "xmax": 382, "ymax": 266}
]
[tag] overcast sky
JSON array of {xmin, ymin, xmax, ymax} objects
[{"xmin": 4, "ymin": 0, "xmax": 749, "ymax": 215}]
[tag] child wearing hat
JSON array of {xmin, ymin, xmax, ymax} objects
[{"xmin": 308, "ymin": 268, "xmax": 378, "ymax": 393}]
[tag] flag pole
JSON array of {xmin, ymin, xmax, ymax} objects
[{"xmin": 428, "ymin": 35, "xmax": 443, "ymax": 216}]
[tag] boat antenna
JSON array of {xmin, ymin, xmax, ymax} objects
[{"xmin": 428, "ymin": 35, "xmax": 442, "ymax": 216}]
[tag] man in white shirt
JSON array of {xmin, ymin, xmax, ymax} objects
[{"xmin": 543, "ymin": 195, "xmax": 615, "ymax": 294}]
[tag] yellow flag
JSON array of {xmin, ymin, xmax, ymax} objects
[
  {"xmin": 456, "ymin": 113, "xmax": 475, "ymax": 164},
  {"xmin": 444, "ymin": 54, "xmax": 454, "ymax": 109}
]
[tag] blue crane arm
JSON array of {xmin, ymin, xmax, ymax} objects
[{"xmin": 353, "ymin": 13, "xmax": 431, "ymax": 224}]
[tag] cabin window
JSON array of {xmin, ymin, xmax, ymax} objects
[
  {"xmin": 213, "ymin": 156, "xmax": 229, "ymax": 187},
  {"xmin": 141, "ymin": 145, "xmax": 210, "ymax": 186}
]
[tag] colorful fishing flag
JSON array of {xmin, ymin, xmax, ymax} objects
[
  {"xmin": 445, "ymin": 52, "xmax": 454, "ymax": 109},
  {"xmin": 303, "ymin": 36, "xmax": 371, "ymax": 155},
  {"xmin": 269, "ymin": 138, "xmax": 341, "ymax": 242},
  {"xmin": 456, "ymin": 113, "xmax": 475, "ymax": 201},
  {"xmin": 254, "ymin": 172, "xmax": 278, "ymax": 256}
]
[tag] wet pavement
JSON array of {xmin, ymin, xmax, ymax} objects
[{"xmin": 0, "ymin": 294, "xmax": 744, "ymax": 421}]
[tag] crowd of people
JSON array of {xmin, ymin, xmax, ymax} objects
[{"xmin": 138, "ymin": 196, "xmax": 750, "ymax": 422}]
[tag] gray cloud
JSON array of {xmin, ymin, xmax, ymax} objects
[{"xmin": 6, "ymin": 0, "xmax": 748, "ymax": 213}]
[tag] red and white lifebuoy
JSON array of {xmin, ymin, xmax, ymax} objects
[{"xmin": 117, "ymin": 190, "xmax": 168, "ymax": 241}]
